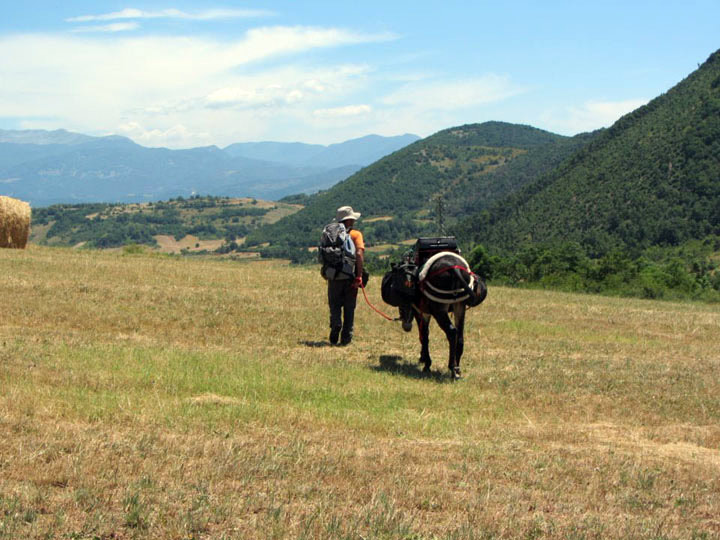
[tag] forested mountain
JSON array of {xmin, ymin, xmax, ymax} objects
[
  {"xmin": 458, "ymin": 49, "xmax": 720, "ymax": 257},
  {"xmin": 246, "ymin": 122, "xmax": 597, "ymax": 248}
]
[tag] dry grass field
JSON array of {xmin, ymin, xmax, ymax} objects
[{"xmin": 1, "ymin": 245, "xmax": 719, "ymax": 539}]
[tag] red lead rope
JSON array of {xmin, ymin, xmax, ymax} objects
[
  {"xmin": 359, "ymin": 282, "xmax": 395, "ymax": 321},
  {"xmin": 425, "ymin": 264, "xmax": 475, "ymax": 281}
]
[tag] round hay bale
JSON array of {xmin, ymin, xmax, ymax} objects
[{"xmin": 0, "ymin": 195, "xmax": 31, "ymax": 249}]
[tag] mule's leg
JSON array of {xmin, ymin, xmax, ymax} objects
[
  {"xmin": 432, "ymin": 307, "xmax": 458, "ymax": 377},
  {"xmin": 452, "ymin": 303, "xmax": 466, "ymax": 378},
  {"xmin": 416, "ymin": 312, "xmax": 432, "ymax": 372}
]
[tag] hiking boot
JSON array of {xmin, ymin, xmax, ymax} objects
[
  {"xmin": 329, "ymin": 327, "xmax": 341, "ymax": 345},
  {"xmin": 340, "ymin": 334, "xmax": 352, "ymax": 346}
]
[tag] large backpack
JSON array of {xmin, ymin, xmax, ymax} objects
[{"xmin": 318, "ymin": 222, "xmax": 356, "ymax": 280}]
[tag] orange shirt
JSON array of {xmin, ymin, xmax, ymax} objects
[{"xmin": 349, "ymin": 229, "xmax": 364, "ymax": 251}]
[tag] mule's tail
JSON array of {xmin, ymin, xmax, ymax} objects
[
  {"xmin": 454, "ymin": 267, "xmax": 487, "ymax": 307},
  {"xmin": 454, "ymin": 267, "xmax": 477, "ymax": 302},
  {"xmin": 472, "ymin": 277, "xmax": 488, "ymax": 306}
]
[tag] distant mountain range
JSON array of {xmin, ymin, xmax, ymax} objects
[{"xmin": 0, "ymin": 130, "xmax": 419, "ymax": 207}]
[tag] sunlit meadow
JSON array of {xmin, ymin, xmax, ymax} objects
[{"xmin": 1, "ymin": 245, "xmax": 719, "ymax": 538}]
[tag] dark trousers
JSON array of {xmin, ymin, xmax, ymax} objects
[{"xmin": 328, "ymin": 278, "xmax": 358, "ymax": 339}]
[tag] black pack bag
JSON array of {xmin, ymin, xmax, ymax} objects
[
  {"xmin": 318, "ymin": 222, "xmax": 356, "ymax": 280},
  {"xmin": 414, "ymin": 236, "xmax": 459, "ymax": 266},
  {"xmin": 381, "ymin": 261, "xmax": 418, "ymax": 307}
]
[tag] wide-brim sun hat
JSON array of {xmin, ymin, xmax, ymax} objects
[{"xmin": 336, "ymin": 206, "xmax": 361, "ymax": 222}]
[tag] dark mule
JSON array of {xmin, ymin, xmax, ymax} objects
[{"xmin": 411, "ymin": 252, "xmax": 487, "ymax": 379}]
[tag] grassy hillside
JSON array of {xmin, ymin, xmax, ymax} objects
[
  {"xmin": 246, "ymin": 122, "xmax": 595, "ymax": 250},
  {"xmin": 30, "ymin": 195, "xmax": 302, "ymax": 253},
  {"xmin": 460, "ymin": 49, "xmax": 720, "ymax": 256},
  {"xmin": 2, "ymin": 245, "xmax": 719, "ymax": 538}
]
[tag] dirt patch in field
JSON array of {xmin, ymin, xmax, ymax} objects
[
  {"xmin": 229, "ymin": 197, "xmax": 275, "ymax": 208},
  {"xmin": 364, "ymin": 216, "xmax": 393, "ymax": 223},
  {"xmin": 187, "ymin": 393, "xmax": 246, "ymax": 406},
  {"xmin": 28, "ymin": 223, "xmax": 52, "ymax": 243},
  {"xmin": 580, "ymin": 422, "xmax": 720, "ymax": 467},
  {"xmin": 365, "ymin": 243, "xmax": 396, "ymax": 252},
  {"xmin": 153, "ymin": 235, "xmax": 223, "ymax": 254}
]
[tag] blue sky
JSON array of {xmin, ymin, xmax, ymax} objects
[{"xmin": 1, "ymin": 1, "xmax": 718, "ymax": 148}]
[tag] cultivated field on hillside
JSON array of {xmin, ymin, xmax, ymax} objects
[
  {"xmin": 1, "ymin": 246, "xmax": 719, "ymax": 538},
  {"xmin": 29, "ymin": 196, "xmax": 302, "ymax": 253}
]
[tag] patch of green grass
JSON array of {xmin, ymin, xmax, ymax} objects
[{"xmin": 5, "ymin": 340, "xmax": 509, "ymax": 439}]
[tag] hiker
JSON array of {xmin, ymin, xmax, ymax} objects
[{"xmin": 325, "ymin": 206, "xmax": 365, "ymax": 346}]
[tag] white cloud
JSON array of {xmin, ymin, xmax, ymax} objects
[
  {"xmin": 66, "ymin": 8, "xmax": 274, "ymax": 23},
  {"xmin": 116, "ymin": 122, "xmax": 210, "ymax": 147},
  {"xmin": 133, "ymin": 63, "xmax": 369, "ymax": 116},
  {"xmin": 204, "ymin": 84, "xmax": 305, "ymax": 108},
  {"xmin": 313, "ymin": 105, "xmax": 372, "ymax": 118},
  {"xmin": 544, "ymin": 98, "xmax": 648, "ymax": 134},
  {"xmin": 381, "ymin": 75, "xmax": 525, "ymax": 111},
  {"xmin": 572, "ymin": 99, "xmax": 648, "ymax": 128},
  {"xmin": 71, "ymin": 22, "xmax": 139, "ymax": 33},
  {"xmin": 233, "ymin": 26, "xmax": 394, "ymax": 64},
  {"xmin": 0, "ymin": 29, "xmax": 385, "ymax": 147}
]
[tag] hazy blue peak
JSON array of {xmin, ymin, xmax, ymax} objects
[
  {"xmin": 0, "ymin": 128, "xmax": 95, "ymax": 145},
  {"xmin": 0, "ymin": 128, "xmax": 420, "ymax": 206},
  {"xmin": 222, "ymin": 134, "xmax": 420, "ymax": 168},
  {"xmin": 223, "ymin": 141, "xmax": 326, "ymax": 165}
]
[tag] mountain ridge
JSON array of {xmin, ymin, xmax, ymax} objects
[
  {"xmin": 0, "ymin": 128, "xmax": 98, "ymax": 146},
  {"xmin": 0, "ymin": 130, "xmax": 419, "ymax": 206},
  {"xmin": 245, "ymin": 121, "xmax": 598, "ymax": 248},
  {"xmin": 223, "ymin": 133, "xmax": 420, "ymax": 168}
]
